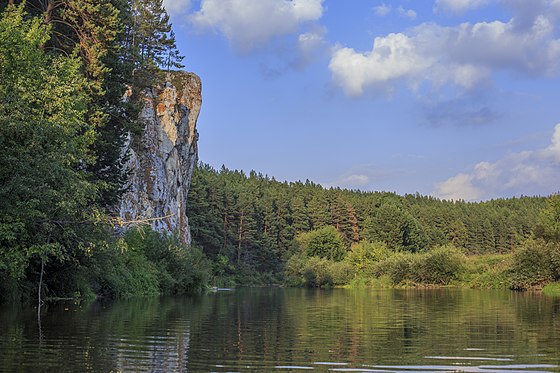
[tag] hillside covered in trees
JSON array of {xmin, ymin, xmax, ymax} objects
[{"xmin": 187, "ymin": 164, "xmax": 560, "ymax": 289}]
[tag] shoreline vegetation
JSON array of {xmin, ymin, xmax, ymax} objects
[
  {"xmin": 186, "ymin": 165, "xmax": 560, "ymax": 296},
  {"xmin": 2, "ymin": 3, "xmax": 560, "ymax": 305}
]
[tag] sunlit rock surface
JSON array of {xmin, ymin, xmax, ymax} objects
[{"xmin": 118, "ymin": 72, "xmax": 201, "ymax": 244}]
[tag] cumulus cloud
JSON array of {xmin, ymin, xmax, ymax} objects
[
  {"xmin": 329, "ymin": 33, "xmax": 432, "ymax": 96},
  {"xmin": 434, "ymin": 0, "xmax": 492, "ymax": 14},
  {"xmin": 163, "ymin": 0, "xmax": 192, "ymax": 16},
  {"xmin": 190, "ymin": 0, "xmax": 325, "ymax": 54},
  {"xmin": 434, "ymin": 124, "xmax": 560, "ymax": 201},
  {"xmin": 329, "ymin": 1, "xmax": 560, "ymax": 96}
]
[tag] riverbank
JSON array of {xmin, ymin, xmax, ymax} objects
[{"xmin": 284, "ymin": 239, "xmax": 560, "ymax": 293}]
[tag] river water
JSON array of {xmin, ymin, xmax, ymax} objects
[{"xmin": 0, "ymin": 288, "xmax": 559, "ymax": 372}]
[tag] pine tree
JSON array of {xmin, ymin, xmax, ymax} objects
[{"xmin": 129, "ymin": 0, "xmax": 183, "ymax": 86}]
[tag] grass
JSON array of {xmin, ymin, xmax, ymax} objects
[{"xmin": 542, "ymin": 282, "xmax": 560, "ymax": 296}]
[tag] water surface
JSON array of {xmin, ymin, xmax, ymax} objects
[{"xmin": 1, "ymin": 288, "xmax": 559, "ymax": 372}]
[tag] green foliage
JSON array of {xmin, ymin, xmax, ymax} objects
[
  {"xmin": 187, "ymin": 164, "xmax": 548, "ymax": 288},
  {"xmin": 297, "ymin": 226, "xmax": 346, "ymax": 261},
  {"xmin": 84, "ymin": 227, "xmax": 210, "ymax": 297},
  {"xmin": 542, "ymin": 282, "xmax": 560, "ymax": 297},
  {"xmin": 416, "ymin": 245, "xmax": 465, "ymax": 285},
  {"xmin": 376, "ymin": 253, "xmax": 418, "ymax": 285},
  {"xmin": 0, "ymin": 5, "xmax": 99, "ymax": 294},
  {"xmin": 285, "ymin": 254, "xmax": 338, "ymax": 288},
  {"xmin": 373, "ymin": 246, "xmax": 465, "ymax": 286},
  {"xmin": 344, "ymin": 241, "xmax": 389, "ymax": 272},
  {"xmin": 363, "ymin": 202, "xmax": 427, "ymax": 252},
  {"xmin": 509, "ymin": 239, "xmax": 560, "ymax": 290},
  {"xmin": 462, "ymin": 254, "xmax": 512, "ymax": 289},
  {"xmin": 129, "ymin": 0, "xmax": 184, "ymax": 86},
  {"xmin": 536, "ymin": 194, "xmax": 560, "ymax": 242}
]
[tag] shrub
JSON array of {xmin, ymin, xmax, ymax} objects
[
  {"xmin": 329, "ymin": 260, "xmax": 354, "ymax": 285},
  {"xmin": 303, "ymin": 256, "xmax": 334, "ymax": 288},
  {"xmin": 377, "ymin": 253, "xmax": 417, "ymax": 285},
  {"xmin": 84, "ymin": 227, "xmax": 211, "ymax": 297},
  {"xmin": 417, "ymin": 245, "xmax": 465, "ymax": 285},
  {"xmin": 284, "ymin": 253, "xmax": 351, "ymax": 288},
  {"xmin": 345, "ymin": 241, "xmax": 389, "ymax": 273},
  {"xmin": 510, "ymin": 239, "xmax": 556, "ymax": 290}
]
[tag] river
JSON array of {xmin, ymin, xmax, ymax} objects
[{"xmin": 0, "ymin": 288, "xmax": 559, "ymax": 372}]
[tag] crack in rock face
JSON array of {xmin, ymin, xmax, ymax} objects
[{"xmin": 118, "ymin": 72, "xmax": 201, "ymax": 244}]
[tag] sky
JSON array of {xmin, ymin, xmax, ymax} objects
[{"xmin": 162, "ymin": 0, "xmax": 560, "ymax": 201}]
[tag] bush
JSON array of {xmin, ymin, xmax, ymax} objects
[
  {"xmin": 510, "ymin": 239, "xmax": 559, "ymax": 290},
  {"xmin": 417, "ymin": 245, "xmax": 465, "ymax": 285},
  {"xmin": 87, "ymin": 243, "xmax": 161, "ymax": 298},
  {"xmin": 345, "ymin": 241, "xmax": 389, "ymax": 273},
  {"xmin": 303, "ymin": 257, "xmax": 334, "ymax": 288},
  {"xmin": 463, "ymin": 254, "xmax": 512, "ymax": 289},
  {"xmin": 374, "ymin": 245, "xmax": 465, "ymax": 286},
  {"xmin": 329, "ymin": 260, "xmax": 354, "ymax": 285},
  {"xmin": 85, "ymin": 227, "xmax": 211, "ymax": 297},
  {"xmin": 377, "ymin": 253, "xmax": 417, "ymax": 285},
  {"xmin": 284, "ymin": 253, "xmax": 352, "ymax": 288}
]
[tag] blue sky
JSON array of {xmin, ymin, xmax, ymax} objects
[{"xmin": 163, "ymin": 0, "xmax": 560, "ymax": 201}]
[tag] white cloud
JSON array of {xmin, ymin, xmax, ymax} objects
[
  {"xmin": 374, "ymin": 3, "xmax": 391, "ymax": 16},
  {"xmin": 163, "ymin": 0, "xmax": 192, "ymax": 16},
  {"xmin": 325, "ymin": 174, "xmax": 370, "ymax": 189},
  {"xmin": 329, "ymin": 33, "xmax": 432, "ymax": 96},
  {"xmin": 540, "ymin": 123, "xmax": 560, "ymax": 162},
  {"xmin": 434, "ymin": 173, "xmax": 483, "ymax": 201},
  {"xmin": 397, "ymin": 6, "xmax": 417, "ymax": 20},
  {"xmin": 329, "ymin": 4, "xmax": 560, "ymax": 96},
  {"xmin": 435, "ymin": 0, "xmax": 492, "ymax": 13},
  {"xmin": 190, "ymin": 0, "xmax": 325, "ymax": 53},
  {"xmin": 373, "ymin": 4, "xmax": 417, "ymax": 20},
  {"xmin": 434, "ymin": 124, "xmax": 560, "ymax": 201}
]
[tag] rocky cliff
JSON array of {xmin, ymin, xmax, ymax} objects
[{"xmin": 118, "ymin": 71, "xmax": 201, "ymax": 244}]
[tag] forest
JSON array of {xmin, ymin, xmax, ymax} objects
[
  {"xmin": 187, "ymin": 164, "xmax": 560, "ymax": 291},
  {"xmin": 1, "ymin": 1, "xmax": 560, "ymax": 305}
]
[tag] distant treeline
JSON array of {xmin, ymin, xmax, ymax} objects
[{"xmin": 187, "ymin": 163, "xmax": 557, "ymax": 286}]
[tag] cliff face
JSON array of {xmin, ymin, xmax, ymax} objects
[{"xmin": 118, "ymin": 71, "xmax": 201, "ymax": 244}]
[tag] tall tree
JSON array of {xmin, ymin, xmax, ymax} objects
[
  {"xmin": 0, "ymin": 5, "xmax": 98, "ymax": 291},
  {"xmin": 128, "ymin": 0, "xmax": 183, "ymax": 87}
]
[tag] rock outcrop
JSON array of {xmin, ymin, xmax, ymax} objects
[{"xmin": 118, "ymin": 71, "xmax": 201, "ymax": 244}]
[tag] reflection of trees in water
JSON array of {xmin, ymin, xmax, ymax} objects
[
  {"xmin": 187, "ymin": 288, "xmax": 560, "ymax": 368},
  {"xmin": 1, "ymin": 289, "xmax": 560, "ymax": 370},
  {"xmin": 0, "ymin": 297, "xmax": 201, "ymax": 371}
]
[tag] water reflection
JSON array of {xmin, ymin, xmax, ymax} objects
[{"xmin": 0, "ymin": 289, "xmax": 559, "ymax": 372}]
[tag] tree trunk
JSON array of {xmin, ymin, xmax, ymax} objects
[
  {"xmin": 44, "ymin": 0, "xmax": 55, "ymax": 25},
  {"xmin": 237, "ymin": 211, "xmax": 244, "ymax": 264}
]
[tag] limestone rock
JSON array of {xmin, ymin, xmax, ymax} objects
[{"xmin": 118, "ymin": 71, "xmax": 201, "ymax": 244}]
